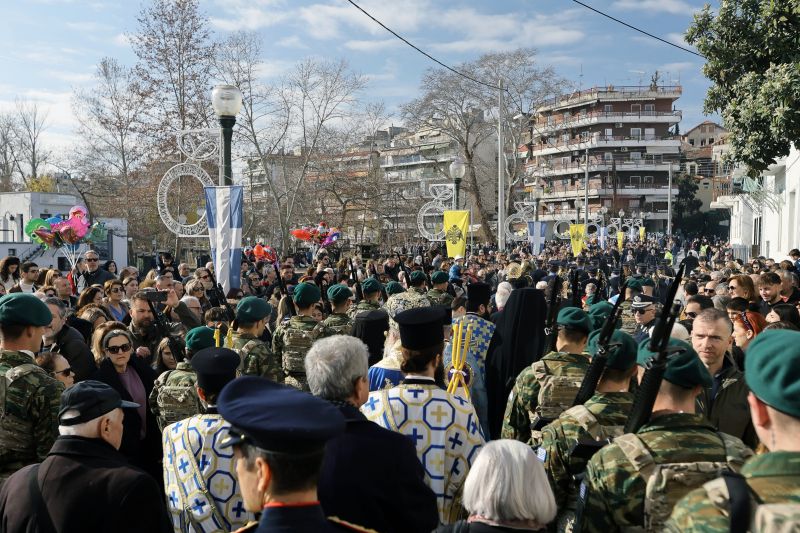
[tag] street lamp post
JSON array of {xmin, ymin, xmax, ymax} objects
[
  {"xmin": 449, "ymin": 156, "xmax": 466, "ymax": 211},
  {"xmin": 211, "ymin": 85, "xmax": 243, "ymax": 186},
  {"xmin": 531, "ymin": 179, "xmax": 544, "ymax": 222}
]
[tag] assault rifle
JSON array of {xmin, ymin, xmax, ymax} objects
[
  {"xmin": 571, "ymin": 269, "xmax": 581, "ymax": 308},
  {"xmin": 207, "ymin": 270, "xmax": 236, "ymax": 323},
  {"xmin": 144, "ymin": 291, "xmax": 186, "ymax": 363},
  {"xmin": 273, "ymin": 260, "xmax": 296, "ymax": 318},
  {"xmin": 350, "ymin": 257, "xmax": 363, "ymax": 302},
  {"xmin": 623, "ymin": 259, "xmax": 687, "ymax": 434},
  {"xmin": 544, "ymin": 275, "xmax": 562, "ymax": 354}
]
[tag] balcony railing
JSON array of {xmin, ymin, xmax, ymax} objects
[
  {"xmin": 525, "ymin": 155, "xmax": 681, "ymax": 176},
  {"xmin": 529, "ymin": 134, "xmax": 680, "ymax": 153},
  {"xmin": 534, "ymin": 110, "xmax": 682, "ymax": 132},
  {"xmin": 537, "ymin": 85, "xmax": 683, "ymax": 110}
]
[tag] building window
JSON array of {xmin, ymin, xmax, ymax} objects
[
  {"xmin": 547, "ymin": 115, "xmax": 553, "ymax": 126},
  {"xmin": 631, "ymin": 104, "xmax": 641, "ymax": 113},
  {"xmin": 604, "ymin": 128, "xmax": 613, "ymax": 139},
  {"xmin": 709, "ymin": 137, "xmax": 715, "ymax": 144},
  {"xmin": 580, "ymin": 131, "xmax": 589, "ymax": 141},
  {"xmin": 644, "ymin": 128, "xmax": 656, "ymax": 140},
  {"xmin": 689, "ymin": 139, "xmax": 695, "ymax": 146},
  {"xmin": 630, "ymin": 151, "xmax": 642, "ymax": 161},
  {"xmin": 604, "ymin": 152, "xmax": 613, "ymax": 161},
  {"xmin": 630, "ymin": 128, "xmax": 642, "ymax": 139},
  {"xmin": 563, "ymin": 111, "xmax": 571, "ymax": 119},
  {"xmin": 604, "ymin": 104, "xmax": 613, "ymax": 113},
  {"xmin": 562, "ymin": 133, "xmax": 570, "ymax": 142},
  {"xmin": 643, "ymin": 175, "xmax": 654, "ymax": 186},
  {"xmin": 580, "ymin": 109, "xmax": 587, "ymax": 118},
  {"xmin": 644, "ymin": 104, "xmax": 655, "ymax": 112}
]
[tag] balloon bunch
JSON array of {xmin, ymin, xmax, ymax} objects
[
  {"xmin": 24, "ymin": 205, "xmax": 107, "ymax": 270},
  {"xmin": 252, "ymin": 243, "xmax": 277, "ymax": 263},
  {"xmin": 289, "ymin": 221, "xmax": 340, "ymax": 247},
  {"xmin": 446, "ymin": 321, "xmax": 474, "ymax": 400}
]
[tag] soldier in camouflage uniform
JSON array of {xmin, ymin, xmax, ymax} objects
[
  {"xmin": 149, "ymin": 326, "xmax": 215, "ymax": 432},
  {"xmin": 578, "ymin": 339, "xmax": 753, "ymax": 533},
  {"xmin": 231, "ymin": 296, "xmax": 280, "ymax": 381},
  {"xmin": 617, "ymin": 278, "xmax": 642, "ymax": 336},
  {"xmin": 272, "ymin": 283, "xmax": 334, "ymax": 391},
  {"xmin": 539, "ymin": 329, "xmax": 638, "ymax": 532},
  {"xmin": 321, "ymin": 285, "xmax": 353, "ymax": 335},
  {"xmin": 406, "ymin": 271, "xmax": 430, "ymax": 304},
  {"xmin": 666, "ymin": 330, "xmax": 800, "ymax": 532},
  {"xmin": 426, "ymin": 271, "xmax": 453, "ymax": 308},
  {"xmin": 348, "ymin": 278, "xmax": 383, "ymax": 319},
  {"xmin": 0, "ymin": 294, "xmax": 63, "ymax": 488},
  {"xmin": 501, "ymin": 307, "xmax": 592, "ymax": 444}
]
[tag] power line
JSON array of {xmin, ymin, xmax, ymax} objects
[
  {"xmin": 569, "ymin": 0, "xmax": 705, "ymax": 59},
  {"xmin": 344, "ymin": 0, "xmax": 503, "ymax": 91}
]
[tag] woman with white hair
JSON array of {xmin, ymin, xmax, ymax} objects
[{"xmin": 435, "ymin": 439, "xmax": 557, "ymax": 532}]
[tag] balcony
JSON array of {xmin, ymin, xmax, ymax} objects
[
  {"xmin": 525, "ymin": 156, "xmax": 681, "ymax": 178},
  {"xmin": 533, "ymin": 110, "xmax": 682, "ymax": 134},
  {"xmin": 537, "ymin": 85, "xmax": 683, "ymax": 112},
  {"xmin": 529, "ymin": 134, "xmax": 681, "ymax": 157},
  {"xmin": 380, "ymin": 153, "xmax": 455, "ymax": 168}
]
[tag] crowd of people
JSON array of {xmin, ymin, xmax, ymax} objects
[{"xmin": 0, "ymin": 235, "xmax": 798, "ymax": 532}]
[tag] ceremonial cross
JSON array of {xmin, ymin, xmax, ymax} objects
[
  {"xmin": 430, "ymin": 405, "xmax": 449, "ymax": 423},
  {"xmin": 448, "ymin": 432, "xmax": 463, "ymax": 449},
  {"xmin": 172, "ymin": 422, "xmax": 183, "ymax": 434},
  {"xmin": 409, "ymin": 427, "xmax": 424, "ymax": 445},
  {"xmin": 198, "ymin": 454, "xmax": 210, "ymax": 470},
  {"xmin": 453, "ymin": 395, "xmax": 467, "ymax": 406},
  {"xmin": 232, "ymin": 501, "xmax": 246, "ymax": 518},
  {"xmin": 408, "ymin": 388, "xmax": 425, "ymax": 399},
  {"xmin": 204, "ymin": 418, "xmax": 215, "ymax": 428},
  {"xmin": 167, "ymin": 451, "xmax": 173, "ymax": 464},
  {"xmin": 451, "ymin": 458, "xmax": 461, "ymax": 476},
  {"xmin": 468, "ymin": 418, "xmax": 479, "ymax": 435},
  {"xmin": 364, "ymin": 396, "xmax": 379, "ymax": 411},
  {"xmin": 428, "ymin": 452, "xmax": 445, "ymax": 471},
  {"xmin": 178, "ymin": 458, "xmax": 190, "ymax": 474},
  {"xmin": 213, "ymin": 478, "xmax": 229, "ymax": 494},
  {"xmin": 192, "ymin": 498, "xmax": 207, "ymax": 514}
]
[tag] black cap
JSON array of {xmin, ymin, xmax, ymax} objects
[
  {"xmin": 440, "ymin": 305, "xmax": 453, "ymax": 326},
  {"xmin": 218, "ymin": 377, "xmax": 345, "ymax": 453},
  {"xmin": 190, "ymin": 347, "xmax": 240, "ymax": 392},
  {"xmin": 465, "ymin": 282, "xmax": 490, "ymax": 306},
  {"xmin": 395, "ymin": 307, "xmax": 445, "ymax": 350},
  {"xmin": 631, "ymin": 294, "xmax": 656, "ymax": 308},
  {"xmin": 59, "ymin": 380, "xmax": 139, "ymax": 426}
]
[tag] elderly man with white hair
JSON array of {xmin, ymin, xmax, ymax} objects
[
  {"xmin": 434, "ymin": 440, "xmax": 557, "ymax": 532},
  {"xmin": 0, "ymin": 380, "xmax": 170, "ymax": 532},
  {"xmin": 307, "ymin": 335, "xmax": 439, "ymax": 533}
]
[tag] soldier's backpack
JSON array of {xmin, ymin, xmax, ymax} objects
[
  {"xmin": 529, "ymin": 360, "xmax": 586, "ymax": 445},
  {"xmin": 702, "ymin": 472, "xmax": 800, "ymax": 533},
  {"xmin": 614, "ymin": 431, "xmax": 750, "ymax": 532},
  {"xmin": 282, "ymin": 324, "xmax": 325, "ymax": 374},
  {"xmin": 0, "ymin": 363, "xmax": 44, "ymax": 454},
  {"xmin": 153, "ymin": 371, "xmax": 201, "ymax": 432},
  {"xmin": 233, "ymin": 339, "xmax": 262, "ymax": 376}
]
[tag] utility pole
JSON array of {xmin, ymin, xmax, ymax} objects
[
  {"xmin": 584, "ymin": 145, "xmax": 590, "ymax": 226},
  {"xmin": 497, "ymin": 79, "xmax": 505, "ymax": 251},
  {"xmin": 667, "ymin": 161, "xmax": 673, "ymax": 236}
]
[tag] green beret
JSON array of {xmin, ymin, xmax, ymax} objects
[
  {"xmin": 409, "ymin": 271, "xmax": 426, "ymax": 285},
  {"xmin": 626, "ymin": 279, "xmax": 643, "ymax": 291},
  {"xmin": 585, "ymin": 293, "xmax": 603, "ymax": 307},
  {"xmin": 0, "ymin": 293, "xmax": 51, "ymax": 327},
  {"xmin": 641, "ymin": 277, "xmax": 655, "ymax": 287},
  {"xmin": 185, "ymin": 326, "xmax": 216, "ymax": 352},
  {"xmin": 587, "ymin": 329, "xmax": 637, "ymax": 370},
  {"xmin": 236, "ymin": 296, "xmax": 272, "ymax": 323},
  {"xmin": 327, "ymin": 284, "xmax": 353, "ymax": 304},
  {"xmin": 745, "ymin": 330, "xmax": 800, "ymax": 417},
  {"xmin": 588, "ymin": 301, "xmax": 615, "ymax": 331},
  {"xmin": 385, "ymin": 281, "xmax": 405, "ymax": 295},
  {"xmin": 637, "ymin": 338, "xmax": 711, "ymax": 388},
  {"xmin": 293, "ymin": 282, "xmax": 321, "ymax": 307},
  {"xmin": 557, "ymin": 307, "xmax": 592, "ymax": 334},
  {"xmin": 431, "ymin": 271, "xmax": 449, "ymax": 284},
  {"xmin": 361, "ymin": 278, "xmax": 381, "ymax": 294}
]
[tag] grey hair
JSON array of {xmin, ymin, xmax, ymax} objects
[
  {"xmin": 463, "ymin": 440, "xmax": 556, "ymax": 525},
  {"xmin": 43, "ymin": 297, "xmax": 67, "ymax": 318},
  {"xmin": 495, "ymin": 282, "xmax": 513, "ymax": 309},
  {"xmin": 305, "ymin": 335, "xmax": 369, "ymax": 401},
  {"xmin": 59, "ymin": 407, "xmax": 122, "ymax": 437},
  {"xmin": 180, "ymin": 295, "xmax": 200, "ymax": 306},
  {"xmin": 101, "ymin": 329, "xmax": 133, "ymax": 350}
]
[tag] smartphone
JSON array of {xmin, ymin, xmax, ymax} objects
[{"xmin": 144, "ymin": 291, "xmax": 168, "ymax": 303}]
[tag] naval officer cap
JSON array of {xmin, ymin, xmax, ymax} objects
[
  {"xmin": 218, "ymin": 376, "xmax": 345, "ymax": 453},
  {"xmin": 361, "ymin": 277, "xmax": 381, "ymax": 294},
  {"xmin": 395, "ymin": 306, "xmax": 446, "ymax": 350},
  {"xmin": 630, "ymin": 294, "xmax": 656, "ymax": 309},
  {"xmin": 0, "ymin": 293, "xmax": 52, "ymax": 327}
]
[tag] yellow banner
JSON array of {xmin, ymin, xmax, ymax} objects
[
  {"xmin": 639, "ymin": 226, "xmax": 646, "ymax": 242},
  {"xmin": 443, "ymin": 210, "xmax": 469, "ymax": 258},
  {"xmin": 617, "ymin": 231, "xmax": 625, "ymax": 250},
  {"xmin": 569, "ymin": 224, "xmax": 586, "ymax": 256}
]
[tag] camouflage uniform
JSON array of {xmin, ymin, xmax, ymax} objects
[
  {"xmin": 148, "ymin": 361, "xmax": 200, "ymax": 433},
  {"xmin": 539, "ymin": 392, "xmax": 634, "ymax": 517},
  {"xmin": 347, "ymin": 300, "xmax": 381, "ymax": 320},
  {"xmin": 501, "ymin": 351, "xmax": 590, "ymax": 444},
  {"xmin": 579, "ymin": 413, "xmax": 753, "ymax": 533},
  {"xmin": 231, "ymin": 331, "xmax": 281, "ymax": 382},
  {"xmin": 665, "ymin": 451, "xmax": 800, "ymax": 532},
  {"xmin": 426, "ymin": 288, "xmax": 453, "ymax": 308},
  {"xmin": 272, "ymin": 315, "xmax": 334, "ymax": 391},
  {"xmin": 619, "ymin": 300, "xmax": 636, "ymax": 336},
  {"xmin": 385, "ymin": 291, "xmax": 431, "ymax": 329},
  {"xmin": 0, "ymin": 350, "xmax": 63, "ymax": 487},
  {"xmin": 321, "ymin": 312, "xmax": 353, "ymax": 336},
  {"xmin": 409, "ymin": 286, "xmax": 431, "ymax": 304}
]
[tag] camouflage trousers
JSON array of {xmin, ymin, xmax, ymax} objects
[{"xmin": 285, "ymin": 372, "xmax": 310, "ymax": 392}]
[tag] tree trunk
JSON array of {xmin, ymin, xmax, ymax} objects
[{"xmin": 465, "ymin": 154, "xmax": 494, "ymax": 244}]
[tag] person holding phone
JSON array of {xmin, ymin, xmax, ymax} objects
[{"xmin": 126, "ymin": 291, "xmax": 186, "ymax": 363}]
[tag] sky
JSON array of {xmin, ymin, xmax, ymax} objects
[{"xmin": 0, "ymin": 0, "xmax": 716, "ymax": 153}]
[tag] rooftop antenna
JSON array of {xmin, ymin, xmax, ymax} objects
[{"xmin": 579, "ymin": 64, "xmax": 584, "ymax": 90}]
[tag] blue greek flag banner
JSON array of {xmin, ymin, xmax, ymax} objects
[
  {"xmin": 527, "ymin": 221, "xmax": 546, "ymax": 254},
  {"xmin": 204, "ymin": 186, "xmax": 243, "ymax": 294},
  {"xmin": 598, "ymin": 226, "xmax": 608, "ymax": 250}
]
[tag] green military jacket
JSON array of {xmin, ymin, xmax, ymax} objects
[
  {"xmin": 426, "ymin": 288, "xmax": 453, "ymax": 308},
  {"xmin": 580, "ymin": 413, "xmax": 753, "ymax": 533},
  {"xmin": 696, "ymin": 356, "xmax": 757, "ymax": 449},
  {"xmin": 540, "ymin": 391, "xmax": 634, "ymax": 510},
  {"xmin": 0, "ymin": 350, "xmax": 63, "ymax": 480},
  {"xmin": 619, "ymin": 300, "xmax": 636, "ymax": 335},
  {"xmin": 272, "ymin": 315, "xmax": 334, "ymax": 391},
  {"xmin": 321, "ymin": 313, "xmax": 353, "ymax": 335},
  {"xmin": 231, "ymin": 331, "xmax": 281, "ymax": 382},
  {"xmin": 347, "ymin": 300, "xmax": 381, "ymax": 319},
  {"xmin": 501, "ymin": 351, "xmax": 590, "ymax": 443},
  {"xmin": 148, "ymin": 361, "xmax": 200, "ymax": 433},
  {"xmin": 666, "ymin": 451, "xmax": 800, "ymax": 531}
]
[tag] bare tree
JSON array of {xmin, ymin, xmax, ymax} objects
[
  {"xmin": 15, "ymin": 100, "xmax": 50, "ymax": 183},
  {"xmin": 0, "ymin": 113, "xmax": 22, "ymax": 191}
]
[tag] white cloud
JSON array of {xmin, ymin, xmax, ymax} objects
[
  {"xmin": 298, "ymin": 0, "xmax": 430, "ymax": 40},
  {"xmin": 365, "ymin": 59, "xmax": 399, "ymax": 82},
  {"xmin": 255, "ymin": 59, "xmax": 295, "ymax": 80},
  {"xmin": 612, "ymin": 0, "xmax": 700, "ymax": 15},
  {"xmin": 344, "ymin": 39, "xmax": 402, "ymax": 52},
  {"xmin": 45, "ymin": 69, "xmax": 94, "ymax": 84},
  {"xmin": 112, "ymin": 33, "xmax": 129, "ymax": 47},
  {"xmin": 276, "ymin": 35, "xmax": 308, "ymax": 49},
  {"xmin": 65, "ymin": 21, "xmax": 113, "ymax": 32},
  {"xmin": 210, "ymin": 0, "xmax": 290, "ymax": 32}
]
